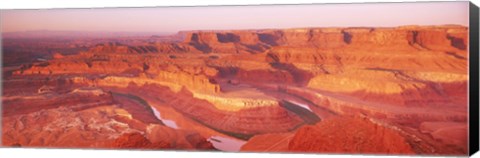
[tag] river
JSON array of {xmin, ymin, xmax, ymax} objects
[
  {"xmin": 150, "ymin": 106, "xmax": 179, "ymax": 129},
  {"xmin": 207, "ymin": 136, "xmax": 247, "ymax": 152}
]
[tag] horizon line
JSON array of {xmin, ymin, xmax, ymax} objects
[{"xmin": 1, "ymin": 24, "xmax": 469, "ymax": 35}]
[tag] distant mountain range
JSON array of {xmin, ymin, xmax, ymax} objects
[{"xmin": 1, "ymin": 30, "xmax": 175, "ymax": 39}]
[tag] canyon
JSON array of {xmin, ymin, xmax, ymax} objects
[{"xmin": 1, "ymin": 25, "xmax": 469, "ymax": 155}]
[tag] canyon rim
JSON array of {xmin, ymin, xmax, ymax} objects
[{"xmin": 0, "ymin": 2, "xmax": 471, "ymax": 156}]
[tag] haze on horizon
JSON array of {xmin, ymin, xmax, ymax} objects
[{"xmin": 0, "ymin": 1, "xmax": 469, "ymax": 34}]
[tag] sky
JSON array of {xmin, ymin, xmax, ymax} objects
[{"xmin": 0, "ymin": 1, "xmax": 469, "ymax": 34}]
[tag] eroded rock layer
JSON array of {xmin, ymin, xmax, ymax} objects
[
  {"xmin": 2, "ymin": 25, "xmax": 468, "ymax": 155},
  {"xmin": 288, "ymin": 117, "xmax": 415, "ymax": 154}
]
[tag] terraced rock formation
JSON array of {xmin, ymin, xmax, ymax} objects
[{"xmin": 2, "ymin": 25, "xmax": 468, "ymax": 155}]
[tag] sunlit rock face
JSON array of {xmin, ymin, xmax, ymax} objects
[
  {"xmin": 287, "ymin": 117, "xmax": 415, "ymax": 154},
  {"xmin": 2, "ymin": 25, "xmax": 468, "ymax": 155}
]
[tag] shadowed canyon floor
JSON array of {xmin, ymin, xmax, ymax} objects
[{"xmin": 1, "ymin": 25, "xmax": 468, "ymax": 155}]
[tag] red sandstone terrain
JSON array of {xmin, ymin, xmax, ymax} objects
[{"xmin": 1, "ymin": 25, "xmax": 468, "ymax": 155}]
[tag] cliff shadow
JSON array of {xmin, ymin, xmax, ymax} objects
[
  {"xmin": 258, "ymin": 33, "xmax": 280, "ymax": 46},
  {"xmin": 188, "ymin": 33, "xmax": 213, "ymax": 53},
  {"xmin": 269, "ymin": 62, "xmax": 314, "ymax": 87},
  {"xmin": 216, "ymin": 33, "xmax": 240, "ymax": 43}
]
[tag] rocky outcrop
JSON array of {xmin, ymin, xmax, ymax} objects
[
  {"xmin": 2, "ymin": 87, "xmax": 114, "ymax": 117},
  {"xmin": 280, "ymin": 86, "xmax": 467, "ymax": 125},
  {"xmin": 52, "ymin": 53, "xmax": 65, "ymax": 59},
  {"xmin": 110, "ymin": 132, "xmax": 171, "ymax": 149},
  {"xmin": 240, "ymin": 133, "xmax": 294, "ymax": 152},
  {"xmin": 89, "ymin": 42, "xmax": 203, "ymax": 54},
  {"xmin": 1, "ymin": 85, "xmax": 213, "ymax": 150},
  {"xmin": 288, "ymin": 117, "xmax": 415, "ymax": 154},
  {"xmin": 418, "ymin": 122, "xmax": 467, "ymax": 153},
  {"xmin": 2, "ymin": 105, "xmax": 143, "ymax": 148},
  {"xmin": 184, "ymin": 31, "xmax": 270, "ymax": 54},
  {"xmin": 410, "ymin": 27, "xmax": 468, "ymax": 51},
  {"xmin": 240, "ymin": 117, "xmax": 415, "ymax": 154},
  {"xmin": 128, "ymin": 85, "xmax": 306, "ymax": 139},
  {"xmin": 146, "ymin": 125, "xmax": 214, "ymax": 150},
  {"xmin": 89, "ymin": 42, "xmax": 163, "ymax": 54},
  {"xmin": 12, "ymin": 54, "xmax": 222, "ymax": 94},
  {"xmin": 181, "ymin": 25, "xmax": 467, "ymax": 54},
  {"xmin": 192, "ymin": 92, "xmax": 277, "ymax": 111}
]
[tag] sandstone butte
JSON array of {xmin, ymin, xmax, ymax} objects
[{"xmin": 1, "ymin": 25, "xmax": 468, "ymax": 155}]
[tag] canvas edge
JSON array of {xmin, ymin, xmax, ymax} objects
[{"xmin": 469, "ymin": 1, "xmax": 479, "ymax": 156}]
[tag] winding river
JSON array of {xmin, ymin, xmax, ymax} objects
[
  {"xmin": 207, "ymin": 136, "xmax": 247, "ymax": 152},
  {"xmin": 149, "ymin": 106, "xmax": 179, "ymax": 129}
]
